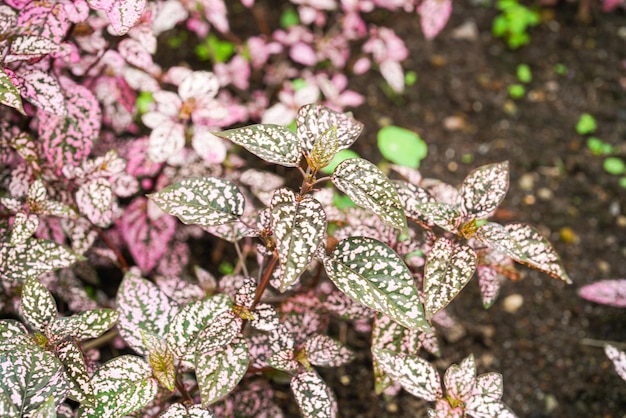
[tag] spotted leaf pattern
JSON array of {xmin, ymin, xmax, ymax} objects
[
  {"xmin": 0, "ymin": 344, "xmax": 70, "ymax": 416},
  {"xmin": 78, "ymin": 355, "xmax": 157, "ymax": 418},
  {"xmin": 76, "ymin": 178, "xmax": 114, "ymax": 228},
  {"xmin": 605, "ymin": 345, "xmax": 626, "ymax": 382},
  {"xmin": 332, "ymin": 158, "xmax": 408, "ymax": 235},
  {"xmin": 444, "ymin": 354, "xmax": 476, "ymax": 404},
  {"xmin": 216, "ymin": 124, "xmax": 302, "ymax": 167},
  {"xmin": 17, "ymin": 70, "xmax": 67, "ymax": 116},
  {"xmin": 459, "ymin": 161, "xmax": 509, "ymax": 220},
  {"xmin": 309, "ymin": 126, "xmax": 339, "ymax": 171},
  {"xmin": 56, "ymin": 339, "xmax": 95, "ymax": 407},
  {"xmin": 291, "ymin": 370, "xmax": 337, "ymax": 418},
  {"xmin": 166, "ymin": 294, "xmax": 231, "ymax": 362},
  {"xmin": 160, "ymin": 403, "xmax": 215, "ymax": 417},
  {"xmin": 0, "ymin": 320, "xmax": 33, "ymax": 349},
  {"xmin": 271, "ymin": 189, "xmax": 327, "ymax": 292},
  {"xmin": 195, "ymin": 335, "xmax": 249, "ymax": 407},
  {"xmin": 20, "ymin": 277, "xmax": 57, "ymax": 333},
  {"xmin": 142, "ymin": 332, "xmax": 176, "ymax": 392},
  {"xmin": 0, "ymin": 238, "xmax": 84, "ymax": 282},
  {"xmin": 116, "ymin": 269, "xmax": 179, "ymax": 356},
  {"xmin": 0, "ymin": 67, "xmax": 25, "ymax": 114},
  {"xmin": 504, "ymin": 223, "xmax": 571, "ymax": 283},
  {"xmin": 149, "ymin": 177, "xmax": 245, "ymax": 227},
  {"xmin": 194, "ymin": 311, "xmax": 241, "ymax": 354},
  {"xmin": 296, "ymin": 103, "xmax": 363, "ymax": 156},
  {"xmin": 372, "ymin": 348, "xmax": 442, "ymax": 402},
  {"xmin": 304, "ymin": 334, "xmax": 354, "ymax": 367},
  {"xmin": 393, "ymin": 181, "xmax": 436, "ymax": 226},
  {"xmin": 89, "ymin": 0, "xmax": 147, "ymax": 36},
  {"xmin": 323, "ymin": 236, "xmax": 430, "ymax": 332},
  {"xmin": 423, "ymin": 237, "xmax": 477, "ymax": 318},
  {"xmin": 50, "ymin": 309, "xmax": 119, "ymax": 341},
  {"xmin": 413, "ymin": 202, "xmax": 460, "ymax": 233},
  {"xmin": 9, "ymin": 212, "xmax": 38, "ymax": 246},
  {"xmin": 579, "ymin": 279, "xmax": 626, "ymax": 308}
]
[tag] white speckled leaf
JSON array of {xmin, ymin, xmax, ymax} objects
[
  {"xmin": 195, "ymin": 335, "xmax": 249, "ymax": 407},
  {"xmin": 166, "ymin": 294, "xmax": 231, "ymax": 362},
  {"xmin": 116, "ymin": 269, "xmax": 179, "ymax": 356},
  {"xmin": 20, "ymin": 277, "xmax": 57, "ymax": 333},
  {"xmin": 291, "ymin": 370, "xmax": 337, "ymax": 418},
  {"xmin": 9, "ymin": 212, "xmax": 38, "ymax": 245},
  {"xmin": 79, "ymin": 355, "xmax": 157, "ymax": 418},
  {"xmin": 149, "ymin": 177, "xmax": 245, "ymax": 227},
  {"xmin": 0, "ymin": 344, "xmax": 69, "ymax": 416},
  {"xmin": 414, "ymin": 202, "xmax": 460, "ymax": 233},
  {"xmin": 444, "ymin": 354, "xmax": 476, "ymax": 403},
  {"xmin": 309, "ymin": 126, "xmax": 339, "ymax": 170},
  {"xmin": 76, "ymin": 178, "xmax": 113, "ymax": 228},
  {"xmin": 271, "ymin": 189, "xmax": 327, "ymax": 292},
  {"xmin": 605, "ymin": 344, "xmax": 626, "ymax": 382},
  {"xmin": 160, "ymin": 403, "xmax": 215, "ymax": 417},
  {"xmin": 296, "ymin": 103, "xmax": 363, "ymax": 155},
  {"xmin": 372, "ymin": 348, "xmax": 442, "ymax": 402},
  {"xmin": 50, "ymin": 309, "xmax": 119, "ymax": 341},
  {"xmin": 392, "ymin": 181, "xmax": 435, "ymax": 225},
  {"xmin": 30, "ymin": 395, "xmax": 55, "ymax": 418},
  {"xmin": 216, "ymin": 124, "xmax": 302, "ymax": 167},
  {"xmin": 194, "ymin": 311, "xmax": 241, "ymax": 354},
  {"xmin": 475, "ymin": 222, "xmax": 524, "ymax": 259},
  {"xmin": 323, "ymin": 236, "xmax": 430, "ymax": 332},
  {"xmin": 332, "ymin": 158, "xmax": 408, "ymax": 235},
  {"xmin": 142, "ymin": 332, "xmax": 176, "ymax": 392},
  {"xmin": 504, "ymin": 223, "xmax": 571, "ymax": 284},
  {"xmin": 371, "ymin": 314, "xmax": 406, "ymax": 394},
  {"xmin": 56, "ymin": 339, "xmax": 95, "ymax": 407},
  {"xmin": 0, "ymin": 67, "xmax": 25, "ymax": 115},
  {"xmin": 474, "ymin": 372, "xmax": 504, "ymax": 400},
  {"xmin": 0, "ymin": 238, "xmax": 84, "ymax": 282},
  {"xmin": 466, "ymin": 398, "xmax": 517, "ymax": 418},
  {"xmin": 423, "ymin": 238, "xmax": 477, "ymax": 318},
  {"xmin": 304, "ymin": 334, "xmax": 354, "ymax": 367},
  {"xmin": 0, "ymin": 320, "xmax": 33, "ymax": 349},
  {"xmin": 459, "ymin": 161, "xmax": 509, "ymax": 220}
]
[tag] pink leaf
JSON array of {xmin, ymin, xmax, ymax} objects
[
  {"xmin": 94, "ymin": 0, "xmax": 147, "ymax": 36},
  {"xmin": 18, "ymin": 70, "xmax": 67, "ymax": 116},
  {"xmin": 417, "ymin": 0, "xmax": 453, "ymax": 40},
  {"xmin": 118, "ymin": 38, "xmax": 155, "ymax": 73},
  {"xmin": 76, "ymin": 178, "xmax": 114, "ymax": 227},
  {"xmin": 147, "ymin": 120, "xmax": 185, "ymax": 163},
  {"xmin": 179, "ymin": 71, "xmax": 219, "ymax": 101},
  {"xmin": 18, "ymin": 1, "xmax": 71, "ymax": 44},
  {"xmin": 118, "ymin": 197, "xmax": 177, "ymax": 273},
  {"xmin": 579, "ymin": 279, "xmax": 626, "ymax": 308}
]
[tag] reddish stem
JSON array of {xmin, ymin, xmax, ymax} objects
[{"xmin": 95, "ymin": 227, "xmax": 129, "ymax": 272}]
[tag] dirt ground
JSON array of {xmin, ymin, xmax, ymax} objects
[{"xmin": 313, "ymin": 1, "xmax": 626, "ymax": 417}]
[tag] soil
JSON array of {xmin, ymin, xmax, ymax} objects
[{"xmin": 282, "ymin": 2, "xmax": 626, "ymax": 417}]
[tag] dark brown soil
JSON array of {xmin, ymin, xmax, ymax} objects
[{"xmin": 314, "ymin": 2, "xmax": 626, "ymax": 417}]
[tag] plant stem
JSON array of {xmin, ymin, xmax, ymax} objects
[
  {"xmin": 96, "ymin": 227, "xmax": 129, "ymax": 272},
  {"xmin": 252, "ymin": 251, "xmax": 278, "ymax": 310},
  {"xmin": 82, "ymin": 328, "xmax": 119, "ymax": 351}
]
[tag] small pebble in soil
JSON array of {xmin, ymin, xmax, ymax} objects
[
  {"xmin": 502, "ymin": 294, "xmax": 524, "ymax": 313},
  {"xmin": 340, "ymin": 375, "xmax": 350, "ymax": 386},
  {"xmin": 523, "ymin": 194, "xmax": 536, "ymax": 205},
  {"xmin": 559, "ymin": 226, "xmax": 579, "ymax": 244},
  {"xmin": 519, "ymin": 173, "xmax": 535, "ymax": 191},
  {"xmin": 596, "ymin": 260, "xmax": 610, "ymax": 274},
  {"xmin": 537, "ymin": 187, "xmax": 553, "ymax": 200},
  {"xmin": 386, "ymin": 402, "xmax": 398, "ymax": 413}
]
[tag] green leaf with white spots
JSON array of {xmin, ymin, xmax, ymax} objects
[
  {"xmin": 392, "ymin": 181, "xmax": 435, "ymax": 226},
  {"xmin": 142, "ymin": 332, "xmax": 176, "ymax": 392},
  {"xmin": 149, "ymin": 177, "xmax": 246, "ymax": 227},
  {"xmin": 0, "ymin": 238, "xmax": 85, "ymax": 282},
  {"xmin": 76, "ymin": 178, "xmax": 114, "ymax": 228},
  {"xmin": 303, "ymin": 334, "xmax": 354, "ymax": 367},
  {"xmin": 423, "ymin": 237, "xmax": 477, "ymax": 318},
  {"xmin": 296, "ymin": 103, "xmax": 363, "ymax": 156},
  {"xmin": 56, "ymin": 339, "xmax": 95, "ymax": 407},
  {"xmin": 309, "ymin": 126, "xmax": 339, "ymax": 171},
  {"xmin": 504, "ymin": 223, "xmax": 571, "ymax": 284},
  {"xmin": 0, "ymin": 67, "xmax": 25, "ymax": 115},
  {"xmin": 271, "ymin": 189, "xmax": 327, "ymax": 292},
  {"xmin": 459, "ymin": 161, "xmax": 509, "ymax": 220},
  {"xmin": 372, "ymin": 348, "xmax": 442, "ymax": 402},
  {"xmin": 116, "ymin": 269, "xmax": 179, "ymax": 356},
  {"xmin": 78, "ymin": 355, "xmax": 158, "ymax": 418},
  {"xmin": 160, "ymin": 403, "xmax": 215, "ymax": 417},
  {"xmin": 0, "ymin": 344, "xmax": 70, "ymax": 416},
  {"xmin": 166, "ymin": 293, "xmax": 231, "ymax": 362},
  {"xmin": 413, "ymin": 201, "xmax": 460, "ymax": 233},
  {"xmin": 21, "ymin": 277, "xmax": 57, "ymax": 333},
  {"xmin": 193, "ymin": 311, "xmax": 241, "ymax": 354},
  {"xmin": 323, "ymin": 236, "xmax": 430, "ymax": 332},
  {"xmin": 9, "ymin": 213, "xmax": 38, "ymax": 245},
  {"xmin": 216, "ymin": 124, "xmax": 302, "ymax": 167},
  {"xmin": 291, "ymin": 370, "xmax": 337, "ymax": 418},
  {"xmin": 331, "ymin": 158, "xmax": 408, "ymax": 235},
  {"xmin": 195, "ymin": 335, "xmax": 249, "ymax": 407},
  {"xmin": 31, "ymin": 395, "xmax": 55, "ymax": 418},
  {"xmin": 0, "ymin": 392, "xmax": 19, "ymax": 417},
  {"xmin": 50, "ymin": 309, "xmax": 119, "ymax": 342},
  {"xmin": 0, "ymin": 320, "xmax": 33, "ymax": 349}
]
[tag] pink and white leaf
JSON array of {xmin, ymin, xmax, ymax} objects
[
  {"xmin": 0, "ymin": 67, "xmax": 25, "ymax": 115},
  {"xmin": 194, "ymin": 311, "xmax": 241, "ymax": 354},
  {"xmin": 291, "ymin": 370, "xmax": 338, "ymax": 418},
  {"xmin": 116, "ymin": 268, "xmax": 179, "ymax": 355},
  {"xmin": 56, "ymin": 339, "xmax": 96, "ymax": 407},
  {"xmin": 20, "ymin": 277, "xmax": 57, "ymax": 333},
  {"xmin": 444, "ymin": 354, "xmax": 476, "ymax": 404},
  {"xmin": 423, "ymin": 238, "xmax": 477, "ymax": 318},
  {"xmin": 160, "ymin": 403, "xmax": 215, "ymax": 417},
  {"xmin": 18, "ymin": 70, "xmax": 67, "ymax": 116},
  {"xmin": 166, "ymin": 293, "xmax": 231, "ymax": 361},
  {"xmin": 18, "ymin": 1, "xmax": 70, "ymax": 44},
  {"xmin": 296, "ymin": 103, "xmax": 363, "ymax": 156},
  {"xmin": 195, "ymin": 336, "xmax": 249, "ymax": 407},
  {"xmin": 473, "ymin": 372, "xmax": 504, "ymax": 401},
  {"xmin": 417, "ymin": 0, "xmax": 453, "ymax": 40},
  {"xmin": 8, "ymin": 35, "xmax": 62, "ymax": 59},
  {"xmin": 119, "ymin": 197, "xmax": 177, "ymax": 273},
  {"xmin": 10, "ymin": 213, "xmax": 39, "ymax": 246},
  {"xmin": 579, "ymin": 279, "xmax": 626, "ymax": 308},
  {"xmin": 191, "ymin": 129, "xmax": 227, "ymax": 165},
  {"xmin": 101, "ymin": 0, "xmax": 147, "ymax": 36},
  {"xmin": 271, "ymin": 189, "xmax": 326, "ymax": 292},
  {"xmin": 76, "ymin": 178, "xmax": 114, "ymax": 228},
  {"xmin": 304, "ymin": 334, "xmax": 354, "ymax": 367},
  {"xmin": 459, "ymin": 161, "xmax": 509, "ymax": 221},
  {"xmin": 605, "ymin": 344, "xmax": 626, "ymax": 382},
  {"xmin": 147, "ymin": 120, "xmax": 185, "ymax": 163},
  {"xmin": 149, "ymin": 177, "xmax": 245, "ymax": 227},
  {"xmin": 50, "ymin": 308, "xmax": 119, "ymax": 342},
  {"xmin": 118, "ymin": 38, "xmax": 155, "ymax": 73},
  {"xmin": 268, "ymin": 348, "xmax": 300, "ymax": 373},
  {"xmin": 372, "ymin": 347, "xmax": 442, "ymax": 402},
  {"xmin": 251, "ymin": 303, "xmax": 280, "ymax": 331},
  {"xmin": 179, "ymin": 71, "xmax": 219, "ymax": 101},
  {"xmin": 141, "ymin": 332, "xmax": 176, "ymax": 392},
  {"xmin": 380, "ymin": 60, "xmax": 405, "ymax": 93}
]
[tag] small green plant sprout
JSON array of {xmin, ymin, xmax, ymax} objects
[
  {"xmin": 516, "ymin": 64, "xmax": 532, "ymax": 83},
  {"xmin": 576, "ymin": 113, "xmax": 597, "ymax": 135},
  {"xmin": 377, "ymin": 125, "xmax": 428, "ymax": 169},
  {"xmin": 507, "ymin": 84, "xmax": 526, "ymax": 100},
  {"xmin": 553, "ymin": 63, "xmax": 568, "ymax": 76},
  {"xmin": 586, "ymin": 137, "xmax": 614, "ymax": 156},
  {"xmin": 603, "ymin": 157, "xmax": 626, "ymax": 176},
  {"xmin": 492, "ymin": 0, "xmax": 540, "ymax": 49}
]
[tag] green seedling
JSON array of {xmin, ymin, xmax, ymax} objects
[
  {"xmin": 516, "ymin": 64, "xmax": 532, "ymax": 83},
  {"xmin": 586, "ymin": 137, "xmax": 614, "ymax": 156},
  {"xmin": 492, "ymin": 0, "xmax": 540, "ymax": 49},
  {"xmin": 377, "ymin": 125, "xmax": 428, "ymax": 169},
  {"xmin": 576, "ymin": 113, "xmax": 597, "ymax": 135},
  {"xmin": 508, "ymin": 84, "xmax": 525, "ymax": 99}
]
